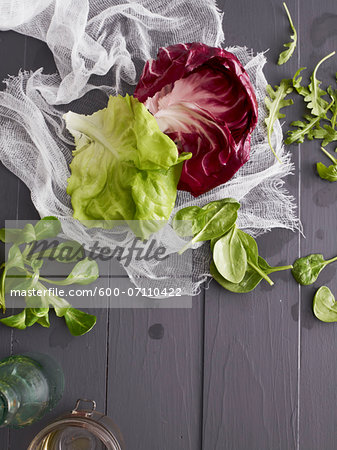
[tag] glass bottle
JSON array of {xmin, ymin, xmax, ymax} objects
[{"xmin": 0, "ymin": 353, "xmax": 64, "ymax": 428}]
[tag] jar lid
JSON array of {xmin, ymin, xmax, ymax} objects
[{"xmin": 28, "ymin": 399, "xmax": 124, "ymax": 450}]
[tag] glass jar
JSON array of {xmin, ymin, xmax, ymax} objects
[
  {"xmin": 28, "ymin": 399, "xmax": 124, "ymax": 450},
  {"xmin": 0, "ymin": 353, "xmax": 64, "ymax": 428}
]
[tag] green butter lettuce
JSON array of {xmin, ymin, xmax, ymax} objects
[{"xmin": 64, "ymin": 94, "xmax": 191, "ymax": 238}]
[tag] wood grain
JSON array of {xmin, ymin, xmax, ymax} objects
[
  {"xmin": 106, "ymin": 290, "xmax": 204, "ymax": 450},
  {"xmin": 202, "ymin": 1, "xmax": 300, "ymax": 449},
  {"xmin": 297, "ymin": 1, "xmax": 337, "ymax": 449},
  {"xmin": 1, "ymin": 0, "xmax": 337, "ymax": 448}
]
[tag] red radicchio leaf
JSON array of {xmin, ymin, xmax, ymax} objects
[{"xmin": 134, "ymin": 43, "xmax": 258, "ymax": 197}]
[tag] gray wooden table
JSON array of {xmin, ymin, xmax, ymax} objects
[{"xmin": 1, "ymin": 0, "xmax": 337, "ymax": 448}]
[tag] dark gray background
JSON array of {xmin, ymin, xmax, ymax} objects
[{"xmin": 1, "ymin": 0, "xmax": 337, "ymax": 448}]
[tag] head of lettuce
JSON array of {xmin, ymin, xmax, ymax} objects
[{"xmin": 64, "ymin": 94, "xmax": 191, "ymax": 239}]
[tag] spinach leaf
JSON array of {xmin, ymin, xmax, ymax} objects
[
  {"xmin": 172, "ymin": 206, "xmax": 203, "ymax": 237},
  {"xmin": 177, "ymin": 199, "xmax": 240, "ymax": 254},
  {"xmin": 210, "ymin": 260, "xmax": 262, "ymax": 293},
  {"xmin": 236, "ymin": 229, "xmax": 259, "ymax": 264},
  {"xmin": 213, "ymin": 226, "xmax": 247, "ymax": 284},
  {"xmin": 277, "ymin": 3, "xmax": 297, "ymax": 66},
  {"xmin": 236, "ymin": 230, "xmax": 276, "ymax": 286},
  {"xmin": 264, "ymin": 79, "xmax": 293, "ymax": 161},
  {"xmin": 211, "ymin": 256, "xmax": 293, "ymax": 293},
  {"xmin": 292, "ymin": 253, "xmax": 337, "ymax": 285},
  {"xmin": 316, "ymin": 146, "xmax": 337, "ymax": 182},
  {"xmin": 313, "ymin": 286, "xmax": 337, "ymax": 322}
]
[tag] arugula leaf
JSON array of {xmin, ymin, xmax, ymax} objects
[
  {"xmin": 327, "ymin": 85, "xmax": 337, "ymax": 128},
  {"xmin": 292, "ymin": 52, "xmax": 335, "ymax": 117},
  {"xmin": 313, "ymin": 124, "xmax": 337, "ymax": 146},
  {"xmin": 264, "ymin": 79, "xmax": 294, "ymax": 161},
  {"xmin": 293, "ymin": 67, "xmax": 308, "ymax": 97},
  {"xmin": 285, "ymin": 114, "xmax": 321, "ymax": 144},
  {"xmin": 278, "ymin": 3, "xmax": 297, "ymax": 66},
  {"xmin": 316, "ymin": 146, "xmax": 337, "ymax": 182},
  {"xmin": 285, "ymin": 99, "xmax": 334, "ymax": 145}
]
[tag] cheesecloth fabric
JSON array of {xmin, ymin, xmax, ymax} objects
[{"xmin": 0, "ymin": 0, "xmax": 300, "ymax": 296}]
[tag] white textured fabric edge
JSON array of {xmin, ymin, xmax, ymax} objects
[{"xmin": 0, "ymin": 0, "xmax": 300, "ymax": 296}]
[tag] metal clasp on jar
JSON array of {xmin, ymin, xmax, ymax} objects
[{"xmin": 71, "ymin": 398, "xmax": 97, "ymax": 418}]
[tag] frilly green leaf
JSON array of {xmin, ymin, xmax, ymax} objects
[{"xmin": 278, "ymin": 3, "xmax": 297, "ymax": 66}]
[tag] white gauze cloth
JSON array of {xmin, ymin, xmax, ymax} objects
[{"xmin": 0, "ymin": 0, "xmax": 300, "ymax": 296}]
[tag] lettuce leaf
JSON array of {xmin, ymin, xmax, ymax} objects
[{"xmin": 65, "ymin": 95, "xmax": 191, "ymax": 238}]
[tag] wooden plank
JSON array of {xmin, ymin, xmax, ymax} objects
[
  {"xmin": 202, "ymin": 0, "xmax": 300, "ymax": 448},
  {"xmin": 5, "ymin": 36, "xmax": 109, "ymax": 448},
  {"xmin": 0, "ymin": 30, "xmax": 27, "ymax": 449},
  {"xmin": 106, "ymin": 290, "xmax": 204, "ymax": 450},
  {"xmin": 297, "ymin": 1, "xmax": 337, "ymax": 448}
]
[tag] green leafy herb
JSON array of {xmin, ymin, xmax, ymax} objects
[
  {"xmin": 278, "ymin": 3, "xmax": 297, "ymax": 66},
  {"xmin": 264, "ymin": 79, "xmax": 294, "ymax": 161},
  {"xmin": 327, "ymin": 84, "xmax": 337, "ymax": 128},
  {"xmin": 285, "ymin": 114, "xmax": 321, "ymax": 144},
  {"xmin": 292, "ymin": 253, "xmax": 337, "ymax": 285},
  {"xmin": 213, "ymin": 226, "xmax": 247, "ymax": 284},
  {"xmin": 210, "ymin": 256, "xmax": 292, "ymax": 293},
  {"xmin": 316, "ymin": 146, "xmax": 337, "ymax": 181},
  {"xmin": 0, "ymin": 217, "xmax": 61, "ymax": 245},
  {"xmin": 285, "ymin": 99, "xmax": 333, "ymax": 145},
  {"xmin": 313, "ymin": 286, "xmax": 337, "ymax": 322},
  {"xmin": 292, "ymin": 52, "xmax": 335, "ymax": 117},
  {"xmin": 174, "ymin": 198, "xmax": 293, "ymax": 292},
  {"xmin": 312, "ymin": 124, "xmax": 337, "ymax": 146},
  {"xmin": 65, "ymin": 94, "xmax": 191, "ymax": 239},
  {"xmin": 63, "ymin": 308, "xmax": 96, "ymax": 336},
  {"xmin": 39, "ymin": 258, "xmax": 99, "ymax": 286},
  {"xmin": 0, "ymin": 218, "xmax": 99, "ymax": 336},
  {"xmin": 174, "ymin": 199, "xmax": 240, "ymax": 254}
]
